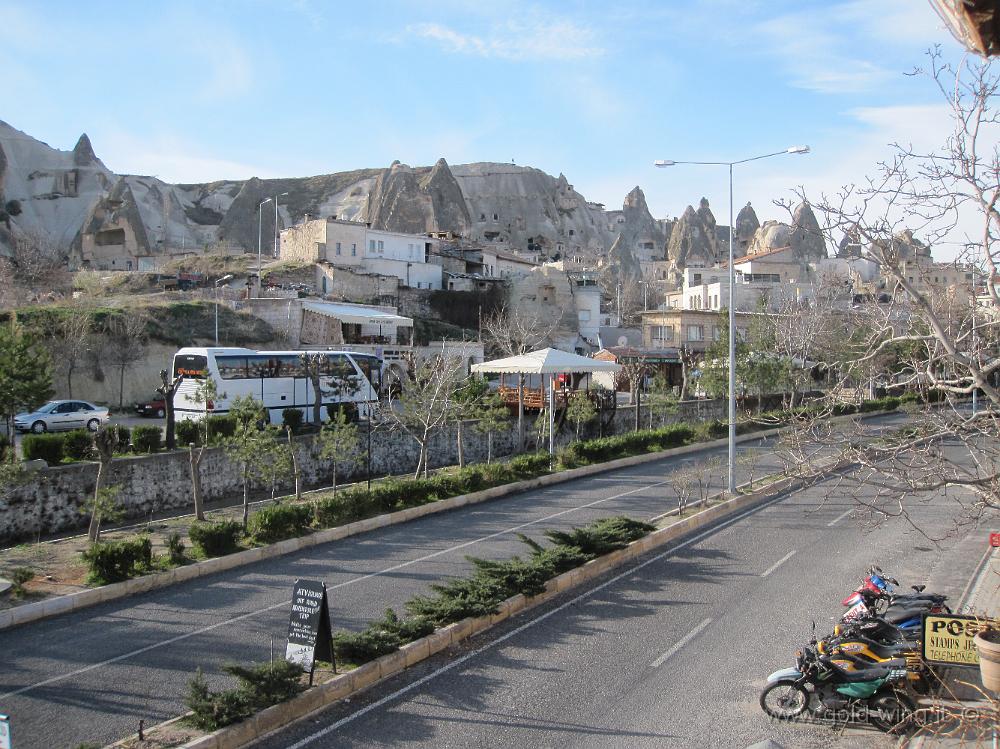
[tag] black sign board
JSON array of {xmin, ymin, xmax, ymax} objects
[{"xmin": 285, "ymin": 579, "xmax": 334, "ymax": 679}]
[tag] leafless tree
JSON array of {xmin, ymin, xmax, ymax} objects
[
  {"xmin": 48, "ymin": 305, "xmax": 94, "ymax": 398},
  {"xmin": 383, "ymin": 353, "xmax": 465, "ymax": 478},
  {"xmin": 104, "ymin": 311, "xmax": 150, "ymax": 409},
  {"xmin": 777, "ymin": 49, "xmax": 1000, "ymax": 533},
  {"xmin": 618, "ymin": 357, "xmax": 649, "ymax": 431},
  {"xmin": 7, "ymin": 230, "xmax": 68, "ymax": 297}
]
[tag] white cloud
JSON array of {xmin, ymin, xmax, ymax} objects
[
  {"xmin": 406, "ymin": 14, "xmax": 603, "ymax": 61},
  {"xmin": 753, "ymin": 0, "xmax": 949, "ymax": 94}
]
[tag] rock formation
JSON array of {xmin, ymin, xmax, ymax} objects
[
  {"xmin": 734, "ymin": 202, "xmax": 759, "ymax": 254},
  {"xmin": 665, "ymin": 201, "xmax": 720, "ymax": 282},
  {"xmin": 790, "ymin": 201, "xmax": 826, "ymax": 261},
  {"xmin": 365, "ymin": 159, "xmax": 471, "ymax": 236}
]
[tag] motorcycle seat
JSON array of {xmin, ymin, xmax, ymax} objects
[
  {"xmin": 826, "ymin": 659, "xmax": 893, "ymax": 682},
  {"xmin": 883, "ymin": 606, "xmax": 929, "ymax": 624}
]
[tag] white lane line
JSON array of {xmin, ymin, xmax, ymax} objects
[
  {"xmin": 761, "ymin": 550, "xmax": 797, "ymax": 578},
  {"xmin": 826, "ymin": 509, "xmax": 853, "ymax": 527},
  {"xmin": 1, "ymin": 474, "xmax": 676, "ymax": 700},
  {"xmin": 649, "ymin": 618, "xmax": 713, "ymax": 668},
  {"xmin": 282, "ymin": 493, "xmax": 791, "ymax": 749}
]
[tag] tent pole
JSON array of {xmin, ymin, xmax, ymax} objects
[{"xmin": 548, "ymin": 374, "xmax": 555, "ymax": 458}]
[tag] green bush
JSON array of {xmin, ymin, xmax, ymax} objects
[
  {"xmin": 206, "ymin": 414, "xmax": 237, "ymax": 445},
  {"xmin": 188, "ymin": 520, "xmax": 243, "ymax": 557},
  {"xmin": 7, "ymin": 566, "xmax": 34, "ymax": 597},
  {"xmin": 81, "ymin": 535, "xmax": 153, "ymax": 584},
  {"xmin": 247, "ymin": 503, "xmax": 313, "ymax": 544},
  {"xmin": 21, "ymin": 433, "xmax": 65, "ymax": 464},
  {"xmin": 281, "ymin": 408, "xmax": 304, "ymax": 433},
  {"xmin": 544, "ymin": 516, "xmax": 655, "ymax": 559},
  {"xmin": 132, "ymin": 425, "xmax": 162, "ymax": 453},
  {"xmin": 0, "ymin": 434, "xmax": 8, "ymax": 461},
  {"xmin": 185, "ymin": 660, "xmax": 304, "ymax": 731},
  {"xmin": 562, "ymin": 425, "xmax": 696, "ymax": 466},
  {"xmin": 62, "ymin": 429, "xmax": 94, "ymax": 461},
  {"xmin": 332, "ymin": 609, "xmax": 434, "ymax": 665},
  {"xmin": 313, "ymin": 490, "xmax": 369, "ymax": 528},
  {"xmin": 175, "ymin": 419, "xmax": 202, "ymax": 447},
  {"xmin": 110, "ymin": 424, "xmax": 131, "ymax": 450},
  {"xmin": 507, "ymin": 452, "xmax": 551, "ymax": 477},
  {"xmin": 167, "ymin": 531, "xmax": 186, "ymax": 565}
]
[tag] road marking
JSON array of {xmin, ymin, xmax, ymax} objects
[
  {"xmin": 761, "ymin": 550, "xmax": 796, "ymax": 578},
  {"xmin": 650, "ymin": 618, "xmax": 712, "ymax": 668},
  {"xmin": 280, "ymin": 493, "xmax": 791, "ymax": 748},
  {"xmin": 826, "ymin": 509, "xmax": 853, "ymax": 527},
  {"xmin": 0, "ymin": 473, "xmax": 678, "ymax": 700}
]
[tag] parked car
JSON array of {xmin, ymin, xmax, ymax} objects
[
  {"xmin": 14, "ymin": 400, "xmax": 111, "ymax": 433},
  {"xmin": 136, "ymin": 397, "xmax": 167, "ymax": 418}
]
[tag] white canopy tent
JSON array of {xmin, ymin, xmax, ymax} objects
[{"xmin": 472, "ymin": 348, "xmax": 621, "ymax": 456}]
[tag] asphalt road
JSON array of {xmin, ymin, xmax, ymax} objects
[
  {"xmin": 0, "ymin": 414, "xmax": 908, "ymax": 748},
  {"xmin": 254, "ymin": 438, "xmax": 986, "ymax": 749}
]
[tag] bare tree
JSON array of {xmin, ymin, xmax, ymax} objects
[
  {"xmin": 778, "ymin": 49, "xmax": 1000, "ymax": 531},
  {"xmin": 7, "ymin": 230, "xmax": 68, "ymax": 297},
  {"xmin": 618, "ymin": 357, "xmax": 649, "ymax": 431},
  {"xmin": 104, "ymin": 311, "xmax": 150, "ymax": 409},
  {"xmin": 383, "ymin": 354, "xmax": 465, "ymax": 478},
  {"xmin": 87, "ymin": 427, "xmax": 120, "ymax": 543},
  {"xmin": 48, "ymin": 306, "xmax": 94, "ymax": 398}
]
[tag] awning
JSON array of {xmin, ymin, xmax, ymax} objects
[
  {"xmin": 471, "ymin": 347, "xmax": 621, "ymax": 375},
  {"xmin": 303, "ymin": 302, "xmax": 412, "ymax": 326}
]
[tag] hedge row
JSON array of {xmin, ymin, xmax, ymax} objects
[
  {"xmin": 186, "ymin": 515, "xmax": 655, "ymax": 731},
  {"xmin": 21, "ymin": 424, "xmax": 165, "ymax": 463}
]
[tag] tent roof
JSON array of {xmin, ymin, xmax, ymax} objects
[
  {"xmin": 471, "ymin": 347, "xmax": 621, "ymax": 375},
  {"xmin": 303, "ymin": 302, "xmax": 412, "ymax": 326}
]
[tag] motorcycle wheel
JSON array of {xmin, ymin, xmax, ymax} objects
[
  {"xmin": 869, "ymin": 690, "xmax": 916, "ymax": 734},
  {"xmin": 760, "ymin": 681, "xmax": 809, "ymax": 719}
]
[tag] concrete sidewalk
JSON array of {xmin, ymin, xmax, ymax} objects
[{"xmin": 905, "ymin": 547, "xmax": 1000, "ymax": 748}]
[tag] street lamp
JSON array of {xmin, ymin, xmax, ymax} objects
[
  {"xmin": 214, "ymin": 274, "xmax": 234, "ymax": 346},
  {"xmin": 654, "ymin": 145, "xmax": 810, "ymax": 494},
  {"xmin": 273, "ymin": 192, "xmax": 289, "ymax": 259},
  {"xmin": 257, "ymin": 198, "xmax": 273, "ymax": 297}
]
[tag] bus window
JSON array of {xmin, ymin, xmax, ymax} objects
[
  {"xmin": 275, "ymin": 355, "xmax": 305, "ymax": 378},
  {"xmin": 246, "ymin": 355, "xmax": 271, "ymax": 378},
  {"xmin": 322, "ymin": 353, "xmax": 353, "ymax": 378},
  {"xmin": 173, "ymin": 354, "xmax": 207, "ymax": 379},
  {"xmin": 216, "ymin": 355, "xmax": 248, "ymax": 379}
]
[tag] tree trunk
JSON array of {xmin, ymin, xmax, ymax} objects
[
  {"xmin": 332, "ymin": 458, "xmax": 338, "ymax": 496},
  {"xmin": 165, "ymin": 381, "xmax": 177, "ymax": 450},
  {"xmin": 67, "ymin": 362, "xmax": 74, "ymax": 399},
  {"xmin": 190, "ymin": 445, "xmax": 205, "ymax": 521},
  {"xmin": 118, "ymin": 364, "xmax": 126, "ymax": 409},
  {"xmin": 680, "ymin": 360, "xmax": 689, "ymax": 401},
  {"xmin": 634, "ymin": 386, "xmax": 641, "ymax": 432},
  {"xmin": 456, "ymin": 419, "xmax": 465, "ymax": 468},
  {"xmin": 242, "ymin": 474, "xmax": 250, "ymax": 530},
  {"xmin": 88, "ymin": 461, "xmax": 105, "ymax": 543},
  {"xmin": 487, "ymin": 431, "xmax": 493, "ymax": 464},
  {"xmin": 312, "ymin": 375, "xmax": 322, "ymax": 426},
  {"xmin": 288, "ymin": 430, "xmax": 301, "ymax": 501}
]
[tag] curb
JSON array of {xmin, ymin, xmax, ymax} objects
[
  {"xmin": 0, "ymin": 428, "xmax": 783, "ymax": 633},
  {"xmin": 118, "ymin": 466, "xmax": 815, "ymax": 749}
]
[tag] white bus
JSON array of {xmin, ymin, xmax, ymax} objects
[{"xmin": 171, "ymin": 347, "xmax": 381, "ymax": 423}]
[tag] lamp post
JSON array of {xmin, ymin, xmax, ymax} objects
[
  {"xmin": 273, "ymin": 191, "xmax": 289, "ymax": 259},
  {"xmin": 214, "ymin": 274, "xmax": 234, "ymax": 346},
  {"xmin": 655, "ymin": 145, "xmax": 810, "ymax": 494},
  {"xmin": 257, "ymin": 197, "xmax": 273, "ymax": 297}
]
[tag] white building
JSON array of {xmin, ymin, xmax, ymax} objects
[
  {"xmin": 664, "ymin": 265, "xmax": 816, "ymax": 313},
  {"xmin": 280, "ymin": 218, "xmax": 443, "ymax": 290}
]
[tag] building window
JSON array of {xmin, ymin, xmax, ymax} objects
[
  {"xmin": 336, "ymin": 242, "xmax": 341, "ymax": 256},
  {"xmin": 693, "ymin": 273, "xmax": 702, "ymax": 284},
  {"xmin": 493, "ymin": 213, "xmax": 499, "ymax": 221},
  {"xmin": 370, "ymin": 240, "xmax": 376, "ymax": 251},
  {"xmin": 713, "ymin": 295, "xmax": 718, "ymax": 308},
  {"xmin": 351, "ymin": 244, "xmax": 357, "ymax": 256},
  {"xmin": 653, "ymin": 325, "xmax": 673, "ymax": 342},
  {"xmin": 687, "ymin": 325, "xmax": 703, "ymax": 341},
  {"xmin": 378, "ymin": 240, "xmax": 384, "ymax": 250}
]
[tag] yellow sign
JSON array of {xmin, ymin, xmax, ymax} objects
[{"xmin": 922, "ymin": 614, "xmax": 982, "ymax": 667}]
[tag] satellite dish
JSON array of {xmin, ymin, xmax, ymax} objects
[{"xmin": 617, "ymin": 336, "xmax": 628, "ymax": 347}]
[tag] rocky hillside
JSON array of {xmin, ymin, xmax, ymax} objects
[{"xmin": 0, "ymin": 119, "xmax": 826, "ymax": 276}]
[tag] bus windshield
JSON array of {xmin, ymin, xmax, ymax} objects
[{"xmin": 173, "ymin": 353, "xmax": 208, "ymax": 379}]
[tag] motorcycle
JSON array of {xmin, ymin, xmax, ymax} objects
[
  {"xmin": 760, "ymin": 640, "xmax": 916, "ymax": 733},
  {"xmin": 820, "ymin": 629, "xmax": 938, "ymax": 695}
]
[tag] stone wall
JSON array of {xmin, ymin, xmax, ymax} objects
[{"xmin": 0, "ymin": 398, "xmax": 737, "ymax": 543}]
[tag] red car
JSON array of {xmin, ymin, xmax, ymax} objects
[{"xmin": 136, "ymin": 397, "xmax": 166, "ymax": 418}]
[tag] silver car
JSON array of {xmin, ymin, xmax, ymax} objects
[{"xmin": 14, "ymin": 400, "xmax": 111, "ymax": 433}]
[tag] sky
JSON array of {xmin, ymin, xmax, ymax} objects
[{"xmin": 0, "ymin": 0, "xmax": 974, "ymax": 256}]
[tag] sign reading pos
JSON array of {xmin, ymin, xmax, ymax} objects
[
  {"xmin": 285, "ymin": 579, "xmax": 333, "ymax": 675},
  {"xmin": 0, "ymin": 713, "xmax": 11, "ymax": 749},
  {"xmin": 922, "ymin": 613, "xmax": 982, "ymax": 667}
]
